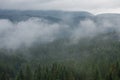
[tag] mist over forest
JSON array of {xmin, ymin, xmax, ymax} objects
[
  {"xmin": 0, "ymin": 10, "xmax": 120, "ymax": 49},
  {"xmin": 0, "ymin": 10, "xmax": 120, "ymax": 80}
]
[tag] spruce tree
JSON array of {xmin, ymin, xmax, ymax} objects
[{"xmin": 24, "ymin": 65, "xmax": 33, "ymax": 80}]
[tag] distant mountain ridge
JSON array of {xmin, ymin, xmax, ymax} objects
[
  {"xmin": 0, "ymin": 10, "xmax": 120, "ymax": 25},
  {"xmin": 0, "ymin": 10, "xmax": 93, "ymax": 22}
]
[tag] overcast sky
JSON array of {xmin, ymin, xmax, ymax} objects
[{"xmin": 0, "ymin": 0, "xmax": 120, "ymax": 14}]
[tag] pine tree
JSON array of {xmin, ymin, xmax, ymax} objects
[
  {"xmin": 67, "ymin": 71, "xmax": 75, "ymax": 80},
  {"xmin": 24, "ymin": 65, "xmax": 33, "ymax": 80},
  {"xmin": 51, "ymin": 63, "xmax": 58, "ymax": 80},
  {"xmin": 16, "ymin": 69, "xmax": 24, "ymax": 80},
  {"xmin": 34, "ymin": 65, "xmax": 42, "ymax": 80},
  {"xmin": 0, "ymin": 72, "xmax": 9, "ymax": 80},
  {"xmin": 93, "ymin": 68, "xmax": 101, "ymax": 80}
]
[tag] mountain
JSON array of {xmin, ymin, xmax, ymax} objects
[
  {"xmin": 0, "ymin": 10, "xmax": 93, "ymax": 23},
  {"xmin": 0, "ymin": 10, "xmax": 120, "ymax": 80}
]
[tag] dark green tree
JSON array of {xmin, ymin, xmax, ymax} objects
[
  {"xmin": 0, "ymin": 72, "xmax": 9, "ymax": 80},
  {"xmin": 16, "ymin": 69, "xmax": 24, "ymax": 80},
  {"xmin": 24, "ymin": 65, "xmax": 33, "ymax": 80},
  {"xmin": 34, "ymin": 65, "xmax": 42, "ymax": 80}
]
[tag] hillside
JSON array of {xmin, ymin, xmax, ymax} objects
[{"xmin": 0, "ymin": 10, "xmax": 120, "ymax": 80}]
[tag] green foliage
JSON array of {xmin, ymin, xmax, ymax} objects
[
  {"xmin": 0, "ymin": 32, "xmax": 120, "ymax": 80},
  {"xmin": 24, "ymin": 65, "xmax": 33, "ymax": 80},
  {"xmin": 0, "ymin": 72, "xmax": 9, "ymax": 80},
  {"xmin": 12, "ymin": 63, "xmax": 120, "ymax": 80},
  {"xmin": 16, "ymin": 69, "xmax": 24, "ymax": 80}
]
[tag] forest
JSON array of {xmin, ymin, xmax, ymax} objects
[
  {"xmin": 0, "ymin": 32, "xmax": 120, "ymax": 80},
  {"xmin": 0, "ymin": 10, "xmax": 120, "ymax": 80}
]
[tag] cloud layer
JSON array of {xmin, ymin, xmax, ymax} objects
[
  {"xmin": 0, "ymin": 18, "xmax": 68, "ymax": 49},
  {"xmin": 0, "ymin": 16, "xmax": 120, "ymax": 49},
  {"xmin": 0, "ymin": 0, "xmax": 120, "ymax": 14}
]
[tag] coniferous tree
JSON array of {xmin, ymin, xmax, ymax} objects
[
  {"xmin": 16, "ymin": 69, "xmax": 24, "ymax": 80},
  {"xmin": 34, "ymin": 65, "xmax": 42, "ymax": 80},
  {"xmin": 0, "ymin": 72, "xmax": 9, "ymax": 80},
  {"xmin": 24, "ymin": 65, "xmax": 33, "ymax": 80}
]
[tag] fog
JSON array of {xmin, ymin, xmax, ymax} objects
[
  {"xmin": 0, "ymin": 18, "xmax": 69, "ymax": 49},
  {"xmin": 0, "ymin": 17, "xmax": 120, "ymax": 49}
]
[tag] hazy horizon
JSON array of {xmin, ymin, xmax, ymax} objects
[{"xmin": 0, "ymin": 0, "xmax": 120, "ymax": 14}]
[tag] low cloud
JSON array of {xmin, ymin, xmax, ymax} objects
[
  {"xmin": 0, "ymin": 18, "xmax": 68, "ymax": 49},
  {"xmin": 0, "ymin": 17, "xmax": 120, "ymax": 49}
]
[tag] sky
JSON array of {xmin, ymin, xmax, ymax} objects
[{"xmin": 0, "ymin": 0, "xmax": 120, "ymax": 14}]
